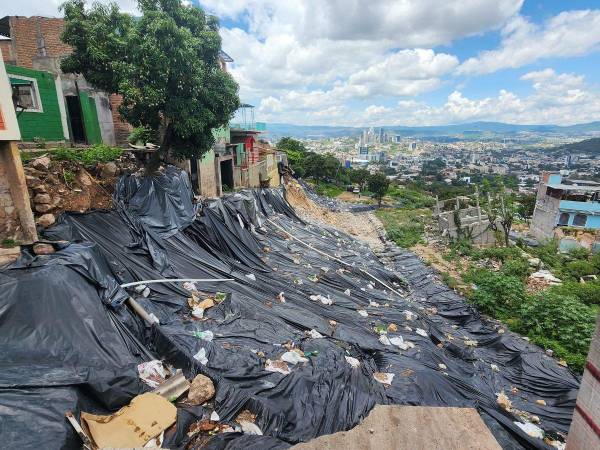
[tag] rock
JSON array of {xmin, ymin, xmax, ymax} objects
[
  {"xmin": 0, "ymin": 246, "xmax": 20, "ymax": 266},
  {"xmin": 100, "ymin": 162, "xmax": 118, "ymax": 179},
  {"xmin": 25, "ymin": 175, "xmax": 42, "ymax": 188},
  {"xmin": 31, "ymin": 156, "xmax": 51, "ymax": 171},
  {"xmin": 545, "ymin": 349, "xmax": 554, "ymax": 357},
  {"xmin": 37, "ymin": 214, "xmax": 56, "ymax": 227},
  {"xmin": 46, "ymin": 174, "xmax": 59, "ymax": 185},
  {"xmin": 187, "ymin": 374, "xmax": 215, "ymax": 405},
  {"xmin": 35, "ymin": 203, "xmax": 53, "ymax": 213},
  {"xmin": 33, "ymin": 243, "xmax": 55, "ymax": 255},
  {"xmin": 33, "ymin": 193, "xmax": 52, "ymax": 204},
  {"xmin": 33, "ymin": 184, "xmax": 47, "ymax": 193},
  {"xmin": 528, "ymin": 258, "xmax": 541, "ymax": 267},
  {"xmin": 77, "ymin": 169, "xmax": 93, "ymax": 186}
]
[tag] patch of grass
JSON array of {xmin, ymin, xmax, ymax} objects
[
  {"xmin": 314, "ymin": 182, "xmax": 344, "ymax": 198},
  {"xmin": 441, "ymin": 271, "xmax": 458, "ymax": 289},
  {"xmin": 387, "ymin": 185, "xmax": 435, "ymax": 209},
  {"xmin": 51, "ymin": 144, "xmax": 123, "ymax": 165},
  {"xmin": 376, "ymin": 208, "xmax": 431, "ymax": 248}
]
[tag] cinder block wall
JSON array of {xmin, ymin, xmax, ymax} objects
[{"xmin": 567, "ymin": 314, "xmax": 600, "ymax": 449}]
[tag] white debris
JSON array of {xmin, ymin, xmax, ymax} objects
[
  {"xmin": 373, "ymin": 372, "xmax": 394, "ymax": 385},
  {"xmin": 438, "ymin": 363, "xmax": 447, "ymax": 370},
  {"xmin": 310, "ymin": 294, "xmax": 333, "ymax": 305},
  {"xmin": 464, "ymin": 339, "xmax": 478, "ymax": 347},
  {"xmin": 240, "ymin": 421, "xmax": 263, "ymax": 435},
  {"xmin": 514, "ymin": 422, "xmax": 544, "ymax": 439},
  {"xmin": 210, "ymin": 411, "xmax": 220, "ymax": 421},
  {"xmin": 307, "ymin": 329, "xmax": 324, "ymax": 339},
  {"xmin": 403, "ymin": 310, "xmax": 416, "ymax": 321},
  {"xmin": 191, "ymin": 306, "xmax": 204, "ymax": 319},
  {"xmin": 281, "ymin": 351, "xmax": 308, "ymax": 365},
  {"xmin": 379, "ymin": 335, "xmax": 391, "ymax": 346},
  {"xmin": 367, "ymin": 283, "xmax": 375, "ymax": 289},
  {"xmin": 345, "ymin": 356, "xmax": 360, "ymax": 368},
  {"xmin": 134, "ymin": 284, "xmax": 147, "ymax": 293},
  {"xmin": 344, "ymin": 289, "xmax": 351, "ymax": 296},
  {"xmin": 245, "ymin": 273, "xmax": 256, "ymax": 281},
  {"xmin": 357, "ymin": 309, "xmax": 368, "ymax": 317},
  {"xmin": 369, "ymin": 300, "xmax": 380, "ymax": 307},
  {"xmin": 491, "ymin": 364, "xmax": 499, "ymax": 372},
  {"xmin": 416, "ymin": 328, "xmax": 428, "ymax": 337},
  {"xmin": 193, "ymin": 330, "xmax": 214, "ymax": 341},
  {"xmin": 193, "ymin": 348, "xmax": 208, "ymax": 365},
  {"xmin": 148, "ymin": 313, "xmax": 160, "ymax": 324},
  {"xmin": 265, "ymin": 359, "xmax": 291, "ymax": 375},
  {"xmin": 182, "ymin": 282, "xmax": 197, "ymax": 291},
  {"xmin": 277, "ymin": 292, "xmax": 286, "ymax": 303},
  {"xmin": 142, "ymin": 287, "xmax": 151, "ymax": 297},
  {"xmin": 389, "ymin": 336, "xmax": 410, "ymax": 350},
  {"xmin": 529, "ymin": 270, "xmax": 562, "ymax": 285},
  {"xmin": 137, "ymin": 360, "xmax": 170, "ymax": 388}
]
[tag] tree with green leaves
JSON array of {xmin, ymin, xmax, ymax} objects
[
  {"xmin": 367, "ymin": 173, "xmax": 390, "ymax": 207},
  {"xmin": 350, "ymin": 168, "xmax": 370, "ymax": 190},
  {"xmin": 61, "ymin": 0, "xmax": 240, "ymax": 172}
]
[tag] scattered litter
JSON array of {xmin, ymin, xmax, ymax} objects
[
  {"xmin": 81, "ymin": 393, "xmax": 176, "ymax": 449},
  {"xmin": 438, "ymin": 363, "xmax": 447, "ymax": 370},
  {"xmin": 369, "ymin": 300, "xmax": 380, "ymax": 307},
  {"xmin": 357, "ymin": 309, "xmax": 368, "ymax": 317},
  {"xmin": 345, "ymin": 356, "xmax": 360, "ymax": 368},
  {"xmin": 491, "ymin": 364, "xmax": 499, "ymax": 372},
  {"xmin": 137, "ymin": 360, "xmax": 170, "ymax": 388},
  {"xmin": 214, "ymin": 292, "xmax": 227, "ymax": 303},
  {"xmin": 277, "ymin": 292, "xmax": 286, "ymax": 303},
  {"xmin": 373, "ymin": 372, "xmax": 394, "ymax": 385},
  {"xmin": 246, "ymin": 273, "xmax": 256, "ymax": 281},
  {"xmin": 183, "ymin": 282, "xmax": 197, "ymax": 291},
  {"xmin": 374, "ymin": 324, "xmax": 387, "ymax": 335},
  {"xmin": 379, "ymin": 335, "xmax": 391, "ymax": 346},
  {"xmin": 193, "ymin": 348, "xmax": 208, "ymax": 365},
  {"xmin": 308, "ymin": 275, "xmax": 319, "ymax": 282},
  {"xmin": 387, "ymin": 323, "xmax": 398, "ymax": 332},
  {"xmin": 142, "ymin": 287, "xmax": 150, "ymax": 297},
  {"xmin": 403, "ymin": 310, "xmax": 416, "ymax": 321},
  {"xmin": 134, "ymin": 284, "xmax": 147, "ymax": 293},
  {"xmin": 344, "ymin": 288, "xmax": 351, "ymax": 296},
  {"xmin": 464, "ymin": 339, "xmax": 478, "ymax": 347},
  {"xmin": 390, "ymin": 336, "xmax": 410, "ymax": 350},
  {"xmin": 329, "ymin": 320, "xmax": 337, "ymax": 327},
  {"xmin": 416, "ymin": 328, "xmax": 428, "ymax": 337},
  {"xmin": 192, "ymin": 330, "xmax": 214, "ymax": 341},
  {"xmin": 281, "ymin": 351, "xmax": 308, "ymax": 365},
  {"xmin": 514, "ymin": 421, "xmax": 544, "ymax": 439},
  {"xmin": 265, "ymin": 359, "xmax": 291, "ymax": 375},
  {"xmin": 210, "ymin": 411, "xmax": 220, "ymax": 421},
  {"xmin": 546, "ymin": 349, "xmax": 554, "ymax": 357},
  {"xmin": 535, "ymin": 399, "xmax": 547, "ymax": 406},
  {"xmin": 152, "ymin": 370, "xmax": 190, "ymax": 401},
  {"xmin": 497, "ymin": 391, "xmax": 512, "ymax": 411},
  {"xmin": 191, "ymin": 306, "xmax": 204, "ymax": 319},
  {"xmin": 310, "ymin": 294, "xmax": 332, "ymax": 305},
  {"xmin": 307, "ymin": 329, "xmax": 324, "ymax": 339},
  {"xmin": 240, "ymin": 421, "xmax": 263, "ymax": 435}
]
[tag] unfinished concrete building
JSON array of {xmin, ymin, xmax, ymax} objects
[{"xmin": 435, "ymin": 196, "xmax": 499, "ymax": 247}]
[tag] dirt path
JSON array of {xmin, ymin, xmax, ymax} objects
[{"xmin": 284, "ymin": 178, "xmax": 385, "ymax": 251}]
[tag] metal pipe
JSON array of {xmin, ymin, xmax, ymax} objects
[{"xmin": 120, "ymin": 278, "xmax": 234, "ymax": 288}]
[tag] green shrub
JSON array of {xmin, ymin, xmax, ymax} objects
[
  {"xmin": 50, "ymin": 144, "xmax": 122, "ymax": 165},
  {"xmin": 560, "ymin": 260, "xmax": 597, "ymax": 282},
  {"xmin": 568, "ymin": 247, "xmax": 590, "ymax": 260},
  {"xmin": 464, "ymin": 270, "xmax": 526, "ymax": 317},
  {"xmin": 501, "ymin": 258, "xmax": 530, "ymax": 279},
  {"xmin": 470, "ymin": 246, "xmax": 522, "ymax": 262},
  {"xmin": 549, "ymin": 281, "xmax": 600, "ymax": 306},
  {"xmin": 386, "ymin": 223, "xmax": 424, "ymax": 248},
  {"xmin": 591, "ymin": 253, "xmax": 600, "ymax": 271},
  {"xmin": 519, "ymin": 292, "xmax": 596, "ymax": 371}
]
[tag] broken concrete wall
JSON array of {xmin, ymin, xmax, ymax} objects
[{"xmin": 437, "ymin": 206, "xmax": 498, "ymax": 247}]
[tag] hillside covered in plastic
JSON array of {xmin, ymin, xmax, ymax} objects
[{"xmin": 0, "ymin": 167, "xmax": 579, "ymax": 449}]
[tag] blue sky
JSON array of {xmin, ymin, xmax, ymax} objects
[{"xmin": 10, "ymin": 0, "xmax": 600, "ymax": 126}]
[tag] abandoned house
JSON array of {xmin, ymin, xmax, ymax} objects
[{"xmin": 531, "ymin": 172, "xmax": 600, "ymax": 252}]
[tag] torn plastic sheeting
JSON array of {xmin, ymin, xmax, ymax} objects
[{"xmin": 2, "ymin": 167, "xmax": 581, "ymax": 450}]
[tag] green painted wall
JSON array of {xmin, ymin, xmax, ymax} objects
[
  {"xmin": 78, "ymin": 92, "xmax": 102, "ymax": 144},
  {"xmin": 6, "ymin": 65, "xmax": 64, "ymax": 141}
]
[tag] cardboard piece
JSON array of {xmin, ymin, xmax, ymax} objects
[{"xmin": 81, "ymin": 393, "xmax": 177, "ymax": 448}]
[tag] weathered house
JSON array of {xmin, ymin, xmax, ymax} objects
[
  {"xmin": 0, "ymin": 15, "xmax": 129, "ymax": 145},
  {"xmin": 531, "ymin": 172, "xmax": 600, "ymax": 252}
]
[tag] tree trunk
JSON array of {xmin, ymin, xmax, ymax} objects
[{"xmin": 145, "ymin": 122, "xmax": 172, "ymax": 176}]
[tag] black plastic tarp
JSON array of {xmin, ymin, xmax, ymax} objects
[{"xmin": 0, "ymin": 167, "xmax": 580, "ymax": 449}]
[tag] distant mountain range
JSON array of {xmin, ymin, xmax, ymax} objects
[{"xmin": 264, "ymin": 121, "xmax": 600, "ymax": 140}]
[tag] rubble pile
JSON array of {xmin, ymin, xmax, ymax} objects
[{"xmin": 0, "ymin": 167, "xmax": 580, "ymax": 450}]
